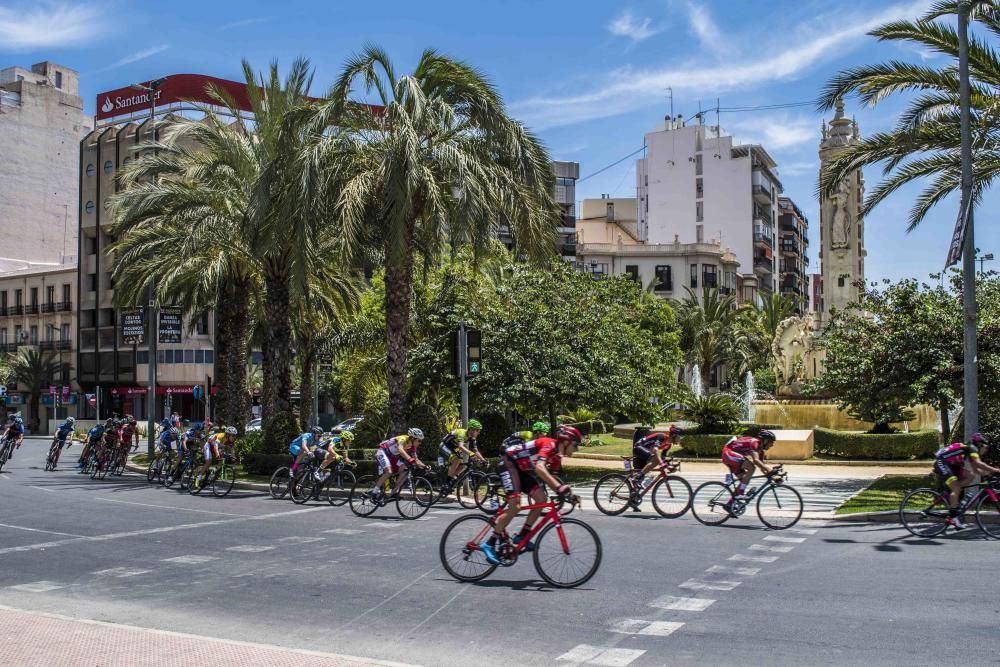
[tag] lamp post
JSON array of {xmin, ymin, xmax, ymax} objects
[
  {"xmin": 976, "ymin": 252, "xmax": 994, "ymax": 273},
  {"xmin": 131, "ymin": 77, "xmax": 167, "ymax": 456}
]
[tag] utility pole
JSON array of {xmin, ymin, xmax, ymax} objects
[
  {"xmin": 958, "ymin": 2, "xmax": 979, "ymax": 438},
  {"xmin": 458, "ymin": 322, "xmax": 469, "ymax": 427}
]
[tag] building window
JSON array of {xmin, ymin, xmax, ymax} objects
[
  {"xmin": 46, "ymin": 324, "xmax": 54, "ymax": 343},
  {"xmin": 696, "ymin": 201, "xmax": 704, "ymax": 222},
  {"xmin": 14, "ymin": 325, "xmax": 23, "ymax": 344},
  {"xmin": 205, "ymin": 350, "xmax": 214, "ymax": 364},
  {"xmin": 624, "ymin": 265, "xmax": 640, "ymax": 282},
  {"xmin": 99, "ymin": 308, "xmax": 114, "ymax": 327},
  {"xmin": 15, "ymin": 289, "xmax": 22, "ymax": 308},
  {"xmin": 84, "ymin": 235, "xmax": 97, "ymax": 255},
  {"xmin": 690, "ymin": 264, "xmax": 698, "ymax": 288},
  {"xmin": 86, "ymin": 164, "xmax": 95, "ymax": 177},
  {"xmin": 80, "ymin": 309, "xmax": 96, "ymax": 328},
  {"xmin": 703, "ymin": 265, "xmax": 718, "ymax": 288},
  {"xmin": 87, "ymin": 274, "xmax": 97, "ymax": 292},
  {"xmin": 184, "ymin": 349, "xmax": 194, "ymax": 364},
  {"xmin": 105, "ymin": 272, "xmax": 114, "ymax": 290},
  {"xmin": 695, "ymin": 178, "xmax": 703, "ymax": 198},
  {"xmin": 62, "ymin": 284, "xmax": 70, "ymax": 303},
  {"xmin": 695, "ymin": 153, "xmax": 703, "ymax": 175},
  {"xmin": 46, "ymin": 285, "xmax": 54, "ymax": 306},
  {"xmin": 654, "ymin": 265, "xmax": 672, "ymax": 292},
  {"xmin": 0, "ymin": 329, "xmax": 6, "ymax": 344},
  {"xmin": 696, "ymin": 225, "xmax": 704, "ymax": 243},
  {"xmin": 838, "ymin": 276, "xmax": 846, "ymax": 287},
  {"xmin": 29, "ymin": 326, "xmax": 37, "ymax": 345},
  {"xmin": 0, "ymin": 291, "xmax": 6, "ymax": 311},
  {"xmin": 85, "ymin": 201, "xmax": 95, "ymax": 215},
  {"xmin": 54, "ymin": 71, "xmax": 62, "ymax": 89},
  {"xmin": 196, "ymin": 312, "xmax": 209, "ymax": 335},
  {"xmin": 195, "ymin": 350, "xmax": 205, "ymax": 364},
  {"xmin": 30, "ymin": 287, "xmax": 37, "ymax": 307},
  {"xmin": 137, "ymin": 350, "xmax": 149, "ymax": 365},
  {"xmin": 61, "ymin": 323, "xmax": 70, "ymax": 341},
  {"xmin": 103, "ymin": 160, "xmax": 113, "ymax": 175}
]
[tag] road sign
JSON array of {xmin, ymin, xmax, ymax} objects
[
  {"xmin": 158, "ymin": 307, "xmax": 183, "ymax": 344},
  {"xmin": 86, "ymin": 393, "xmax": 96, "ymax": 407},
  {"xmin": 0, "ymin": 385, "xmax": 7, "ymax": 397},
  {"xmin": 121, "ymin": 308, "xmax": 145, "ymax": 345},
  {"xmin": 62, "ymin": 385, "xmax": 70, "ymax": 397},
  {"xmin": 48, "ymin": 384, "xmax": 57, "ymax": 396}
]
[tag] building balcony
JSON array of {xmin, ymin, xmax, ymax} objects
[
  {"xmin": 38, "ymin": 340, "xmax": 72, "ymax": 352},
  {"xmin": 752, "ymin": 184, "xmax": 772, "ymax": 203},
  {"xmin": 753, "ymin": 232, "xmax": 774, "ymax": 249},
  {"xmin": 40, "ymin": 303, "xmax": 56, "ymax": 313},
  {"xmin": 0, "ymin": 343, "xmax": 18, "ymax": 353},
  {"xmin": 57, "ymin": 301, "xmax": 73, "ymax": 312},
  {"xmin": 780, "ymin": 239, "xmax": 800, "ymax": 254},
  {"xmin": 23, "ymin": 304, "xmax": 39, "ymax": 315},
  {"xmin": 781, "ymin": 285, "xmax": 802, "ymax": 296},
  {"xmin": 754, "ymin": 256, "xmax": 773, "ymax": 272}
]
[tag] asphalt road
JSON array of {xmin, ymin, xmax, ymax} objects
[{"xmin": 0, "ymin": 438, "xmax": 997, "ymax": 666}]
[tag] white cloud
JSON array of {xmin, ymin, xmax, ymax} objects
[
  {"xmin": 0, "ymin": 2, "xmax": 104, "ymax": 50},
  {"xmin": 607, "ymin": 9, "xmax": 660, "ymax": 42},
  {"xmin": 777, "ymin": 161, "xmax": 819, "ymax": 177},
  {"xmin": 514, "ymin": 0, "xmax": 932, "ymax": 130},
  {"xmin": 729, "ymin": 114, "xmax": 817, "ymax": 150},
  {"xmin": 221, "ymin": 17, "xmax": 270, "ymax": 30},
  {"xmin": 93, "ymin": 44, "xmax": 170, "ymax": 73},
  {"xmin": 685, "ymin": 2, "xmax": 727, "ymax": 53}
]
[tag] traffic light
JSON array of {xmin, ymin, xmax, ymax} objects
[
  {"xmin": 466, "ymin": 328, "xmax": 482, "ymax": 375},
  {"xmin": 192, "ymin": 384, "xmax": 203, "ymax": 401}
]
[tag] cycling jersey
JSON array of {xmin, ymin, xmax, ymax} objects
[
  {"xmin": 87, "ymin": 426, "xmax": 105, "ymax": 442},
  {"xmin": 7, "ymin": 421, "xmax": 24, "ymax": 435},
  {"xmin": 936, "ymin": 443, "xmax": 979, "ymax": 467},
  {"xmin": 721, "ymin": 436, "xmax": 762, "ymax": 473},
  {"xmin": 380, "ymin": 435, "xmax": 417, "ymax": 458},
  {"xmin": 288, "ymin": 432, "xmax": 317, "ymax": 457},
  {"xmin": 104, "ymin": 428, "xmax": 121, "ymax": 446},
  {"xmin": 182, "ymin": 429, "xmax": 204, "ymax": 446},
  {"xmin": 121, "ymin": 424, "xmax": 137, "ymax": 443},
  {"xmin": 502, "ymin": 435, "xmax": 562, "ymax": 473},
  {"xmin": 725, "ymin": 437, "xmax": 762, "ymax": 456},
  {"xmin": 55, "ymin": 421, "xmax": 75, "ymax": 442},
  {"xmin": 439, "ymin": 428, "xmax": 478, "ymax": 460},
  {"xmin": 633, "ymin": 432, "xmax": 670, "ymax": 467},
  {"xmin": 157, "ymin": 430, "xmax": 177, "ymax": 450}
]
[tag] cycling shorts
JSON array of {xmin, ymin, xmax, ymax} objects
[
  {"xmin": 439, "ymin": 443, "xmax": 453, "ymax": 459},
  {"xmin": 722, "ymin": 447, "xmax": 749, "ymax": 474},
  {"xmin": 376, "ymin": 449, "xmax": 410, "ymax": 475},
  {"xmin": 632, "ymin": 444, "xmax": 654, "ymax": 470},
  {"xmin": 498, "ymin": 457, "xmax": 540, "ymax": 500},
  {"xmin": 56, "ymin": 431, "xmax": 71, "ymax": 444},
  {"xmin": 934, "ymin": 459, "xmax": 966, "ymax": 485}
]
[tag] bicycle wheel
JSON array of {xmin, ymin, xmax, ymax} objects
[
  {"xmin": 755, "ymin": 483, "xmax": 803, "ymax": 530},
  {"xmin": 290, "ymin": 468, "xmax": 318, "ymax": 504},
  {"xmin": 180, "ymin": 465, "xmax": 196, "ymax": 492},
  {"xmin": 397, "ymin": 476, "xmax": 434, "ymax": 519},
  {"xmin": 593, "ymin": 473, "xmax": 633, "ymax": 516},
  {"xmin": 146, "ymin": 457, "xmax": 161, "ymax": 482},
  {"xmin": 439, "ymin": 514, "xmax": 497, "ymax": 582},
  {"xmin": 899, "ymin": 488, "xmax": 949, "ymax": 537},
  {"xmin": 975, "ymin": 493, "xmax": 1000, "ymax": 539},
  {"xmin": 269, "ymin": 467, "xmax": 291, "ymax": 500},
  {"xmin": 163, "ymin": 463, "xmax": 179, "ymax": 488},
  {"xmin": 691, "ymin": 481, "xmax": 734, "ymax": 526},
  {"xmin": 349, "ymin": 475, "xmax": 380, "ymax": 517},
  {"xmin": 456, "ymin": 471, "xmax": 487, "ymax": 510},
  {"xmin": 475, "ymin": 475, "xmax": 505, "ymax": 514},
  {"xmin": 212, "ymin": 463, "xmax": 237, "ymax": 497},
  {"xmin": 188, "ymin": 469, "xmax": 206, "ymax": 495},
  {"xmin": 533, "ymin": 518, "xmax": 602, "ymax": 588},
  {"xmin": 650, "ymin": 475, "xmax": 694, "ymax": 519},
  {"xmin": 323, "ymin": 469, "xmax": 355, "ymax": 507}
]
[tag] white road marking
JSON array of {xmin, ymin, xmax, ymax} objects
[
  {"xmin": 791, "ymin": 527, "xmax": 818, "ymax": 535},
  {"xmin": 29, "ymin": 485, "xmax": 55, "ymax": 493},
  {"xmin": 749, "ymin": 544, "xmax": 794, "ymax": 553},
  {"xmin": 413, "ymin": 516, "xmax": 435, "ymax": 521},
  {"xmin": 557, "ymin": 645, "xmax": 645, "ymax": 666},
  {"xmin": 0, "ymin": 522, "xmax": 84, "ymax": 538},
  {"xmin": 610, "ymin": 619, "xmax": 685, "ymax": 637},
  {"xmin": 402, "ymin": 585, "xmax": 469, "ymax": 637},
  {"xmin": 0, "ymin": 506, "xmax": 327, "ymax": 556},
  {"xmin": 226, "ymin": 545, "xmax": 276, "ymax": 553},
  {"xmin": 728, "ymin": 554, "xmax": 778, "ymax": 563},
  {"xmin": 706, "ymin": 565, "xmax": 760, "ymax": 576},
  {"xmin": 763, "ymin": 535, "xmax": 806, "ymax": 544},
  {"xmin": 365, "ymin": 522, "xmax": 402, "ymax": 528},
  {"xmin": 429, "ymin": 509, "xmax": 462, "ymax": 514},
  {"xmin": 330, "ymin": 565, "xmax": 439, "ymax": 636},
  {"xmin": 161, "ymin": 555, "xmax": 219, "ymax": 564},
  {"xmin": 323, "ymin": 528, "xmax": 362, "ymax": 535},
  {"xmin": 278, "ymin": 536, "xmax": 324, "ymax": 544},
  {"xmin": 91, "ymin": 567, "xmax": 150, "ymax": 578},
  {"xmin": 7, "ymin": 581, "xmax": 63, "ymax": 593},
  {"xmin": 679, "ymin": 578, "xmax": 741, "ymax": 592},
  {"xmin": 97, "ymin": 497, "xmax": 249, "ymax": 517},
  {"xmin": 648, "ymin": 595, "xmax": 715, "ymax": 612}
]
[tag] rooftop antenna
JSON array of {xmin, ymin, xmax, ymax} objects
[{"xmin": 666, "ymin": 86, "xmax": 674, "ymax": 120}]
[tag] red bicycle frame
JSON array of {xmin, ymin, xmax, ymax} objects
[{"xmin": 470, "ymin": 500, "xmax": 572, "ymax": 555}]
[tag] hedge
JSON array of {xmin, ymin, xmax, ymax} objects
[
  {"xmin": 677, "ymin": 434, "xmax": 734, "ymax": 457},
  {"xmin": 813, "ymin": 428, "xmax": 939, "ymax": 460}
]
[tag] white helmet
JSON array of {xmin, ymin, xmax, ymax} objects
[
  {"xmin": 225, "ymin": 426, "xmax": 238, "ymax": 436},
  {"xmin": 66, "ymin": 416, "xmax": 76, "ymax": 424},
  {"xmin": 407, "ymin": 427, "xmax": 425, "ymax": 440}
]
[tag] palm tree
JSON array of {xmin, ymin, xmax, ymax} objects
[
  {"xmin": 673, "ymin": 287, "xmax": 750, "ymax": 390},
  {"xmin": 818, "ymin": 1, "xmax": 1000, "ymax": 228},
  {"xmin": 758, "ymin": 292, "xmax": 796, "ymax": 339},
  {"xmin": 302, "ymin": 47, "xmax": 560, "ymax": 433},
  {"xmin": 8, "ymin": 348, "xmax": 60, "ymax": 432}
]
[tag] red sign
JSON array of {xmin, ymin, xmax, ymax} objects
[
  {"xmin": 48, "ymin": 384, "xmax": 57, "ymax": 396},
  {"xmin": 96, "ymin": 74, "xmax": 253, "ymax": 121},
  {"xmin": 111, "ymin": 386, "xmax": 148, "ymax": 396},
  {"xmin": 62, "ymin": 385, "xmax": 70, "ymax": 397}
]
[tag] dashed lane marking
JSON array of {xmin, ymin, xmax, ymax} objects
[
  {"xmin": 91, "ymin": 568, "xmax": 150, "ymax": 578},
  {"xmin": 557, "ymin": 645, "xmax": 646, "ymax": 666},
  {"xmin": 728, "ymin": 554, "xmax": 778, "ymax": 563},
  {"xmin": 97, "ymin": 497, "xmax": 251, "ymax": 517},
  {"xmin": 161, "ymin": 555, "xmax": 219, "ymax": 565},
  {"xmin": 749, "ymin": 544, "xmax": 794, "ymax": 553},
  {"xmin": 706, "ymin": 565, "xmax": 760, "ymax": 576},
  {"xmin": 763, "ymin": 535, "xmax": 807, "ymax": 544},
  {"xmin": 323, "ymin": 528, "xmax": 362, "ymax": 535},
  {"xmin": 648, "ymin": 595, "xmax": 715, "ymax": 612},
  {"xmin": 29, "ymin": 485, "xmax": 55, "ymax": 492},
  {"xmin": 609, "ymin": 619, "xmax": 685, "ymax": 637},
  {"xmin": 7, "ymin": 581, "xmax": 63, "ymax": 593},
  {"xmin": 413, "ymin": 516, "xmax": 435, "ymax": 521},
  {"xmin": 679, "ymin": 578, "xmax": 741, "ymax": 592},
  {"xmin": 226, "ymin": 545, "xmax": 276, "ymax": 553},
  {"xmin": 790, "ymin": 527, "xmax": 818, "ymax": 535},
  {"xmin": 365, "ymin": 522, "xmax": 403, "ymax": 528},
  {"xmin": 278, "ymin": 536, "xmax": 325, "ymax": 544},
  {"xmin": 0, "ymin": 522, "xmax": 84, "ymax": 538}
]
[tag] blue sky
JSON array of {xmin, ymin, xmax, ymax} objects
[{"xmin": 1, "ymin": 0, "xmax": 995, "ymax": 282}]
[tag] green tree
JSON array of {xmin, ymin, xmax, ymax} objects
[
  {"xmin": 673, "ymin": 288, "xmax": 751, "ymax": 389},
  {"xmin": 304, "ymin": 46, "xmax": 560, "ymax": 434},
  {"xmin": 8, "ymin": 348, "xmax": 60, "ymax": 431}
]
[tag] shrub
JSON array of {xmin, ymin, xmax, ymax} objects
[
  {"xmin": 678, "ymin": 434, "xmax": 733, "ymax": 457},
  {"xmin": 813, "ymin": 428, "xmax": 939, "ymax": 460},
  {"xmin": 683, "ymin": 394, "xmax": 742, "ymax": 434}
]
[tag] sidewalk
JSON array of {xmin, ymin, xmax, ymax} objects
[{"xmin": 0, "ymin": 605, "xmax": 415, "ymax": 667}]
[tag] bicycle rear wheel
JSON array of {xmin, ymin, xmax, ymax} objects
[
  {"xmin": 269, "ymin": 467, "xmax": 291, "ymax": 500},
  {"xmin": 180, "ymin": 465, "xmax": 196, "ymax": 492},
  {"xmin": 146, "ymin": 457, "xmax": 162, "ymax": 482},
  {"xmin": 691, "ymin": 481, "xmax": 734, "ymax": 526},
  {"xmin": 456, "ymin": 471, "xmax": 487, "ymax": 510},
  {"xmin": 349, "ymin": 475, "xmax": 380, "ymax": 517},
  {"xmin": 533, "ymin": 518, "xmax": 602, "ymax": 588},
  {"xmin": 899, "ymin": 488, "xmax": 949, "ymax": 537},
  {"xmin": 397, "ymin": 476, "xmax": 434, "ymax": 519},
  {"xmin": 474, "ymin": 474, "xmax": 505, "ymax": 514},
  {"xmin": 212, "ymin": 463, "xmax": 237, "ymax": 497},
  {"xmin": 439, "ymin": 514, "xmax": 497, "ymax": 582},
  {"xmin": 593, "ymin": 473, "xmax": 632, "ymax": 516},
  {"xmin": 975, "ymin": 493, "xmax": 1000, "ymax": 539},
  {"xmin": 290, "ymin": 468, "xmax": 318, "ymax": 504},
  {"xmin": 755, "ymin": 483, "xmax": 803, "ymax": 530},
  {"xmin": 323, "ymin": 469, "xmax": 355, "ymax": 507}
]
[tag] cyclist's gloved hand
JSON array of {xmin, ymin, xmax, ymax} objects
[{"xmin": 557, "ymin": 484, "xmax": 572, "ymax": 498}]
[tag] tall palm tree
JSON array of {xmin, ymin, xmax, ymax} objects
[
  {"xmin": 302, "ymin": 46, "xmax": 560, "ymax": 433},
  {"xmin": 8, "ymin": 348, "xmax": 60, "ymax": 432},
  {"xmin": 758, "ymin": 292, "xmax": 796, "ymax": 339},
  {"xmin": 818, "ymin": 1, "xmax": 1000, "ymax": 227},
  {"xmin": 673, "ymin": 287, "xmax": 749, "ymax": 390}
]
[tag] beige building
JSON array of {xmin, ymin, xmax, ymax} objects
[
  {"xmin": 0, "ymin": 265, "xmax": 77, "ymax": 432},
  {"xmin": 0, "ymin": 62, "xmax": 90, "ymax": 268},
  {"xmin": 777, "ymin": 196, "xmax": 811, "ymax": 313}
]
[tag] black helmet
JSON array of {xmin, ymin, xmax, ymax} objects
[
  {"xmin": 311, "ymin": 426, "xmax": 324, "ymax": 436},
  {"xmin": 758, "ymin": 429, "xmax": 777, "ymax": 444}
]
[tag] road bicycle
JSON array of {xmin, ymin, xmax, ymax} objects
[
  {"xmin": 439, "ymin": 496, "xmax": 601, "ymax": 588},
  {"xmin": 899, "ymin": 476, "xmax": 1000, "ymax": 538},
  {"xmin": 186, "ymin": 453, "xmax": 238, "ymax": 497},
  {"xmin": 164, "ymin": 448, "xmax": 199, "ymax": 490},
  {"xmin": 147, "ymin": 450, "xmax": 175, "ymax": 483},
  {"xmin": 425, "ymin": 458, "xmax": 490, "ymax": 509},
  {"xmin": 473, "ymin": 469, "xmax": 575, "ymax": 516},
  {"xmin": 44, "ymin": 436, "xmax": 71, "ymax": 471},
  {"xmin": 348, "ymin": 466, "xmax": 435, "ymax": 519},
  {"xmin": 0, "ymin": 435, "xmax": 16, "ymax": 472},
  {"xmin": 290, "ymin": 453, "xmax": 357, "ymax": 506},
  {"xmin": 592, "ymin": 457, "xmax": 693, "ymax": 518},
  {"xmin": 691, "ymin": 464, "xmax": 803, "ymax": 530},
  {"xmin": 89, "ymin": 442, "xmax": 113, "ymax": 480},
  {"xmin": 269, "ymin": 462, "xmax": 294, "ymax": 500}
]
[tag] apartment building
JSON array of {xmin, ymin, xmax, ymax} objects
[
  {"xmin": 777, "ymin": 196, "xmax": 811, "ymax": 313},
  {"xmin": 635, "ymin": 117, "xmax": 783, "ymax": 302},
  {"xmin": 553, "ymin": 161, "xmax": 580, "ymax": 259},
  {"xmin": 0, "ymin": 61, "xmax": 90, "ymax": 268}
]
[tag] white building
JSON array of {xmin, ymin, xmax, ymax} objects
[{"xmin": 636, "ymin": 117, "xmax": 783, "ymax": 300}]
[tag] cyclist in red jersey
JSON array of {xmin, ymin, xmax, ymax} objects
[
  {"xmin": 480, "ymin": 426, "xmax": 583, "ymax": 565},
  {"xmin": 721, "ymin": 429, "xmax": 777, "ymax": 500}
]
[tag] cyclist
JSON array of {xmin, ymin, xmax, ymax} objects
[
  {"xmin": 289, "ymin": 426, "xmax": 324, "ymax": 475},
  {"xmin": 934, "ymin": 433, "xmax": 1000, "ymax": 529},
  {"xmin": 194, "ymin": 426, "xmax": 238, "ymax": 490},
  {"xmin": 479, "ymin": 425, "xmax": 583, "ymax": 565},
  {"xmin": 4, "ymin": 414, "xmax": 25, "ymax": 457},
  {"xmin": 154, "ymin": 425, "xmax": 180, "ymax": 467},
  {"xmin": 721, "ymin": 429, "xmax": 778, "ymax": 503},
  {"xmin": 627, "ymin": 425, "xmax": 683, "ymax": 510},
  {"xmin": 315, "ymin": 429, "xmax": 354, "ymax": 480},
  {"xmin": 518, "ymin": 420, "xmax": 550, "ymax": 441},
  {"xmin": 170, "ymin": 422, "xmax": 205, "ymax": 479},
  {"xmin": 439, "ymin": 419, "xmax": 487, "ymax": 482},
  {"xmin": 48, "ymin": 416, "xmax": 76, "ymax": 469},
  {"xmin": 368, "ymin": 428, "xmax": 427, "ymax": 500},
  {"xmin": 121, "ymin": 415, "xmax": 140, "ymax": 451},
  {"xmin": 78, "ymin": 420, "xmax": 106, "ymax": 470}
]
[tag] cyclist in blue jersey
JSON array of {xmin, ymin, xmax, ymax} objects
[
  {"xmin": 77, "ymin": 422, "xmax": 106, "ymax": 470},
  {"xmin": 4, "ymin": 415, "xmax": 24, "ymax": 458},
  {"xmin": 289, "ymin": 426, "xmax": 324, "ymax": 475},
  {"xmin": 46, "ymin": 416, "xmax": 76, "ymax": 469}
]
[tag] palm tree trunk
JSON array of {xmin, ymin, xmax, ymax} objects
[
  {"xmin": 30, "ymin": 392, "xmax": 40, "ymax": 434},
  {"xmin": 299, "ymin": 342, "xmax": 315, "ymax": 430},
  {"xmin": 939, "ymin": 396, "xmax": 951, "ymax": 444},
  {"xmin": 262, "ymin": 272, "xmax": 296, "ymax": 451},
  {"xmin": 214, "ymin": 282, "xmax": 251, "ymax": 431},
  {"xmin": 384, "ymin": 246, "xmax": 414, "ymax": 435}
]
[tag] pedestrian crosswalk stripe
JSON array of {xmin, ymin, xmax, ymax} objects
[
  {"xmin": 91, "ymin": 567, "xmax": 151, "ymax": 578},
  {"xmin": 790, "ymin": 528, "xmax": 818, "ymax": 535},
  {"xmin": 556, "ymin": 644, "xmax": 646, "ymax": 666},
  {"xmin": 161, "ymin": 555, "xmax": 218, "ymax": 564},
  {"xmin": 7, "ymin": 581, "xmax": 63, "ymax": 593},
  {"xmin": 365, "ymin": 522, "xmax": 402, "ymax": 528},
  {"xmin": 648, "ymin": 595, "xmax": 715, "ymax": 611},
  {"xmin": 226, "ymin": 545, "xmax": 275, "ymax": 553},
  {"xmin": 706, "ymin": 564, "xmax": 760, "ymax": 576},
  {"xmin": 610, "ymin": 619, "xmax": 685, "ymax": 637},
  {"xmin": 763, "ymin": 535, "xmax": 806, "ymax": 544},
  {"xmin": 323, "ymin": 528, "xmax": 362, "ymax": 535},
  {"xmin": 728, "ymin": 554, "xmax": 778, "ymax": 563},
  {"xmin": 679, "ymin": 578, "xmax": 741, "ymax": 591},
  {"xmin": 749, "ymin": 543, "xmax": 794, "ymax": 553},
  {"xmin": 278, "ymin": 536, "xmax": 325, "ymax": 544}
]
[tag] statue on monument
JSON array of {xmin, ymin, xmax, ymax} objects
[{"xmin": 831, "ymin": 179, "xmax": 851, "ymax": 249}]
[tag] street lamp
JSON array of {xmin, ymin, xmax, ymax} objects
[{"xmin": 976, "ymin": 252, "xmax": 994, "ymax": 273}]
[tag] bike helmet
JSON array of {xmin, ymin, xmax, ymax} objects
[
  {"xmin": 14, "ymin": 416, "xmax": 22, "ymax": 424},
  {"xmin": 169, "ymin": 426, "xmax": 180, "ymax": 436},
  {"xmin": 339, "ymin": 430, "xmax": 355, "ymax": 441},
  {"xmin": 971, "ymin": 432, "xmax": 991, "ymax": 448},
  {"xmin": 66, "ymin": 416, "xmax": 76, "ymax": 425},
  {"xmin": 467, "ymin": 418, "xmax": 483, "ymax": 431},
  {"xmin": 224, "ymin": 426, "xmax": 238, "ymax": 436},
  {"xmin": 669, "ymin": 424, "xmax": 683, "ymax": 439},
  {"xmin": 311, "ymin": 426, "xmax": 323, "ymax": 437},
  {"xmin": 531, "ymin": 421, "xmax": 549, "ymax": 434},
  {"xmin": 758, "ymin": 429, "xmax": 777, "ymax": 444},
  {"xmin": 557, "ymin": 425, "xmax": 583, "ymax": 447},
  {"xmin": 407, "ymin": 427, "xmax": 425, "ymax": 440}
]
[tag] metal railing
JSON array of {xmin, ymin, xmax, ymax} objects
[
  {"xmin": 56, "ymin": 301, "xmax": 72, "ymax": 312},
  {"xmin": 753, "ymin": 232, "xmax": 774, "ymax": 248}
]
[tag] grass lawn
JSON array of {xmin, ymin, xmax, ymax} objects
[
  {"xmin": 578, "ymin": 435, "xmax": 686, "ymax": 459},
  {"xmin": 834, "ymin": 474, "xmax": 930, "ymax": 515}
]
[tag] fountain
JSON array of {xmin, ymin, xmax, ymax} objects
[
  {"xmin": 690, "ymin": 365, "xmax": 703, "ymax": 398},
  {"xmin": 743, "ymin": 371, "xmax": 755, "ymax": 422},
  {"xmin": 721, "ymin": 370, "xmax": 788, "ymax": 425}
]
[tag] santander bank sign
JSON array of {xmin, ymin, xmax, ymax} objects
[{"xmin": 95, "ymin": 74, "xmax": 253, "ymax": 122}]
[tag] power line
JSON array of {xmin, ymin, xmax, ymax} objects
[{"xmin": 577, "ymin": 145, "xmax": 646, "ymax": 183}]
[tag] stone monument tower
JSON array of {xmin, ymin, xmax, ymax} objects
[{"xmin": 818, "ymin": 101, "xmax": 866, "ymax": 320}]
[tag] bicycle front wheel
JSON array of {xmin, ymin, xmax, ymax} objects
[
  {"xmin": 439, "ymin": 514, "xmax": 497, "ymax": 582},
  {"xmin": 975, "ymin": 493, "xmax": 1000, "ymax": 539},
  {"xmin": 755, "ymin": 483, "xmax": 803, "ymax": 530},
  {"xmin": 349, "ymin": 475, "xmax": 380, "ymax": 517},
  {"xmin": 899, "ymin": 488, "xmax": 949, "ymax": 537},
  {"xmin": 290, "ymin": 469, "xmax": 318, "ymax": 505},
  {"xmin": 592, "ymin": 473, "xmax": 632, "ymax": 516},
  {"xmin": 323, "ymin": 468, "xmax": 355, "ymax": 507},
  {"xmin": 269, "ymin": 467, "xmax": 291, "ymax": 500},
  {"xmin": 456, "ymin": 471, "xmax": 487, "ymax": 510},
  {"xmin": 533, "ymin": 518, "xmax": 602, "ymax": 588},
  {"xmin": 691, "ymin": 481, "xmax": 734, "ymax": 526},
  {"xmin": 397, "ymin": 476, "xmax": 434, "ymax": 519},
  {"xmin": 651, "ymin": 475, "xmax": 693, "ymax": 519},
  {"xmin": 475, "ymin": 475, "xmax": 505, "ymax": 514},
  {"xmin": 212, "ymin": 463, "xmax": 237, "ymax": 497}
]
